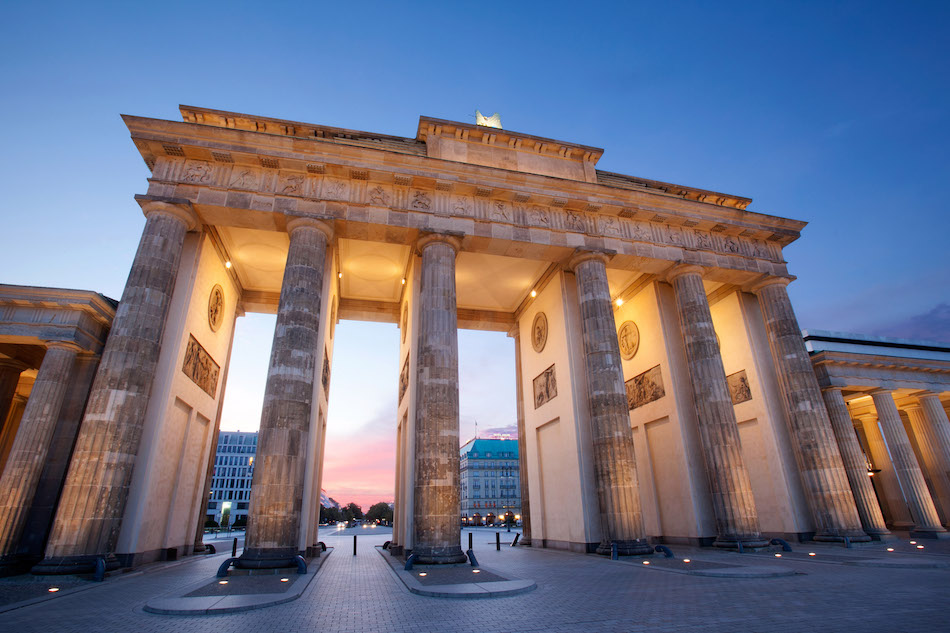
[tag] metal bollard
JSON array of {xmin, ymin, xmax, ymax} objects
[
  {"xmin": 468, "ymin": 532, "xmax": 473, "ymax": 550},
  {"xmin": 353, "ymin": 534, "xmax": 357, "ymax": 555},
  {"xmin": 511, "ymin": 534, "xmax": 520, "ymax": 547},
  {"xmin": 496, "ymin": 532, "xmax": 501, "ymax": 551},
  {"xmin": 232, "ymin": 537, "xmax": 238, "ymax": 557}
]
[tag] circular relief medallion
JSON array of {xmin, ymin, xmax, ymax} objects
[
  {"xmin": 208, "ymin": 284, "xmax": 225, "ymax": 332},
  {"xmin": 531, "ymin": 312, "xmax": 548, "ymax": 353},
  {"xmin": 618, "ymin": 320, "xmax": 640, "ymax": 360}
]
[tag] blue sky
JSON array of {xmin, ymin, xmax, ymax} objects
[{"xmin": 2, "ymin": 1, "xmax": 947, "ymax": 506}]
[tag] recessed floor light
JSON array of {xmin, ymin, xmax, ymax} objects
[{"xmin": 48, "ymin": 587, "xmax": 59, "ymax": 593}]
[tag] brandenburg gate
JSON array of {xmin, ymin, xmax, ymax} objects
[{"xmin": 2, "ymin": 105, "xmax": 947, "ymax": 575}]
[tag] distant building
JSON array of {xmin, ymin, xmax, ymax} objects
[
  {"xmin": 207, "ymin": 431, "xmax": 257, "ymax": 526},
  {"xmin": 460, "ymin": 438, "xmax": 521, "ymax": 526}
]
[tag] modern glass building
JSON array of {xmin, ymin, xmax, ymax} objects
[{"xmin": 207, "ymin": 431, "xmax": 257, "ymax": 526}]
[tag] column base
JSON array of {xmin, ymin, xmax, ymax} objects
[
  {"xmin": 31, "ymin": 553, "xmax": 120, "ymax": 576},
  {"xmin": 411, "ymin": 545, "xmax": 467, "ymax": 564},
  {"xmin": 595, "ymin": 539, "xmax": 653, "ymax": 556},
  {"xmin": 519, "ymin": 537, "xmax": 532, "ymax": 547},
  {"xmin": 864, "ymin": 528, "xmax": 894, "ymax": 541},
  {"xmin": 236, "ymin": 547, "xmax": 301, "ymax": 569},
  {"xmin": 712, "ymin": 535, "xmax": 770, "ymax": 550},
  {"xmin": 813, "ymin": 528, "xmax": 872, "ymax": 543},
  {"xmin": 910, "ymin": 527, "xmax": 950, "ymax": 540}
]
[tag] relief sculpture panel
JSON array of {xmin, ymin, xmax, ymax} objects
[
  {"xmin": 727, "ymin": 370, "xmax": 752, "ymax": 404},
  {"xmin": 533, "ymin": 364, "xmax": 557, "ymax": 409},
  {"xmin": 625, "ymin": 364, "xmax": 664, "ymax": 410},
  {"xmin": 182, "ymin": 334, "xmax": 220, "ymax": 397}
]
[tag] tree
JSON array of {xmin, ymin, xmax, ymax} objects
[
  {"xmin": 346, "ymin": 502, "xmax": 363, "ymax": 520},
  {"xmin": 364, "ymin": 502, "xmax": 393, "ymax": 524},
  {"xmin": 320, "ymin": 504, "xmax": 342, "ymax": 523}
]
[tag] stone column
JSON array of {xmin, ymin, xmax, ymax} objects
[
  {"xmin": 751, "ymin": 277, "xmax": 867, "ymax": 542},
  {"xmin": 0, "ymin": 342, "xmax": 80, "ymax": 573},
  {"xmin": 821, "ymin": 388, "xmax": 890, "ymax": 538},
  {"xmin": 239, "ymin": 217, "xmax": 332, "ymax": 569},
  {"xmin": 511, "ymin": 330, "xmax": 532, "ymax": 546},
  {"xmin": 570, "ymin": 252, "xmax": 651, "ymax": 556},
  {"xmin": 869, "ymin": 389, "xmax": 947, "ymax": 537},
  {"xmin": 412, "ymin": 233, "xmax": 466, "ymax": 564},
  {"xmin": 33, "ymin": 201, "xmax": 197, "ymax": 575},
  {"xmin": 0, "ymin": 359, "xmax": 27, "ymax": 431},
  {"xmin": 669, "ymin": 264, "xmax": 765, "ymax": 549},
  {"xmin": 915, "ymin": 392, "xmax": 950, "ymax": 523},
  {"xmin": 857, "ymin": 414, "xmax": 912, "ymax": 527},
  {"xmin": 904, "ymin": 401, "xmax": 950, "ymax": 524}
]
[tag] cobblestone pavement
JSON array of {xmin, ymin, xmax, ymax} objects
[{"xmin": 1, "ymin": 528, "xmax": 949, "ymax": 632}]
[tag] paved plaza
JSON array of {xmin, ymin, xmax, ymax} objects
[{"xmin": 1, "ymin": 527, "xmax": 948, "ymax": 632}]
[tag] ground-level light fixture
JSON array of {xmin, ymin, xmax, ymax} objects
[
  {"xmin": 48, "ymin": 587, "xmax": 60, "ymax": 593},
  {"xmin": 219, "ymin": 580, "xmax": 228, "ymax": 585},
  {"xmin": 642, "ymin": 561, "xmax": 650, "ymax": 565},
  {"xmin": 886, "ymin": 548, "xmax": 895, "ymax": 552},
  {"xmin": 280, "ymin": 578, "xmax": 289, "ymax": 582},
  {"xmin": 683, "ymin": 559, "xmax": 690, "ymax": 563}
]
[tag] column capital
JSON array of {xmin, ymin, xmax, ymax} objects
[
  {"xmin": 664, "ymin": 262, "xmax": 705, "ymax": 284},
  {"xmin": 567, "ymin": 249, "xmax": 611, "ymax": 272},
  {"xmin": 868, "ymin": 387, "xmax": 895, "ymax": 398},
  {"xmin": 416, "ymin": 232, "xmax": 462, "ymax": 255},
  {"xmin": 43, "ymin": 340, "xmax": 85, "ymax": 354},
  {"xmin": 747, "ymin": 275, "xmax": 796, "ymax": 295},
  {"xmin": 821, "ymin": 386, "xmax": 845, "ymax": 394},
  {"xmin": 140, "ymin": 200, "xmax": 199, "ymax": 231},
  {"xmin": 285, "ymin": 216, "xmax": 334, "ymax": 241}
]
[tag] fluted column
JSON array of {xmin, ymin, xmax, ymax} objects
[
  {"xmin": 412, "ymin": 233, "xmax": 466, "ymax": 564},
  {"xmin": 858, "ymin": 414, "xmax": 912, "ymax": 527},
  {"xmin": 33, "ymin": 201, "xmax": 197, "ymax": 575},
  {"xmin": 0, "ymin": 342, "xmax": 81, "ymax": 573},
  {"xmin": 512, "ymin": 330, "xmax": 532, "ymax": 546},
  {"xmin": 0, "ymin": 359, "xmax": 27, "ymax": 432},
  {"xmin": 915, "ymin": 393, "xmax": 950, "ymax": 524},
  {"xmin": 821, "ymin": 388, "xmax": 890, "ymax": 538},
  {"xmin": 905, "ymin": 401, "xmax": 950, "ymax": 524},
  {"xmin": 669, "ymin": 264, "xmax": 764, "ymax": 548},
  {"xmin": 239, "ymin": 217, "xmax": 332, "ymax": 569},
  {"xmin": 571, "ymin": 252, "xmax": 651, "ymax": 556},
  {"xmin": 751, "ymin": 277, "xmax": 867, "ymax": 542},
  {"xmin": 870, "ymin": 389, "xmax": 946, "ymax": 537}
]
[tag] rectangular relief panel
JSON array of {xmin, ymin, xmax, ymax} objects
[
  {"xmin": 182, "ymin": 334, "xmax": 220, "ymax": 397},
  {"xmin": 533, "ymin": 364, "xmax": 557, "ymax": 409},
  {"xmin": 626, "ymin": 364, "xmax": 665, "ymax": 410}
]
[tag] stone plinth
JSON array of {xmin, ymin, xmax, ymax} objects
[
  {"xmin": 240, "ymin": 217, "xmax": 332, "ymax": 569},
  {"xmin": 412, "ymin": 234, "xmax": 466, "ymax": 564},
  {"xmin": 669, "ymin": 265, "xmax": 765, "ymax": 549},
  {"xmin": 33, "ymin": 202, "xmax": 197, "ymax": 575},
  {"xmin": 869, "ymin": 390, "xmax": 947, "ymax": 538},
  {"xmin": 571, "ymin": 252, "xmax": 651, "ymax": 555},
  {"xmin": 821, "ymin": 388, "xmax": 890, "ymax": 538},
  {"xmin": 752, "ymin": 278, "xmax": 868, "ymax": 542},
  {"xmin": 0, "ymin": 342, "xmax": 80, "ymax": 574}
]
